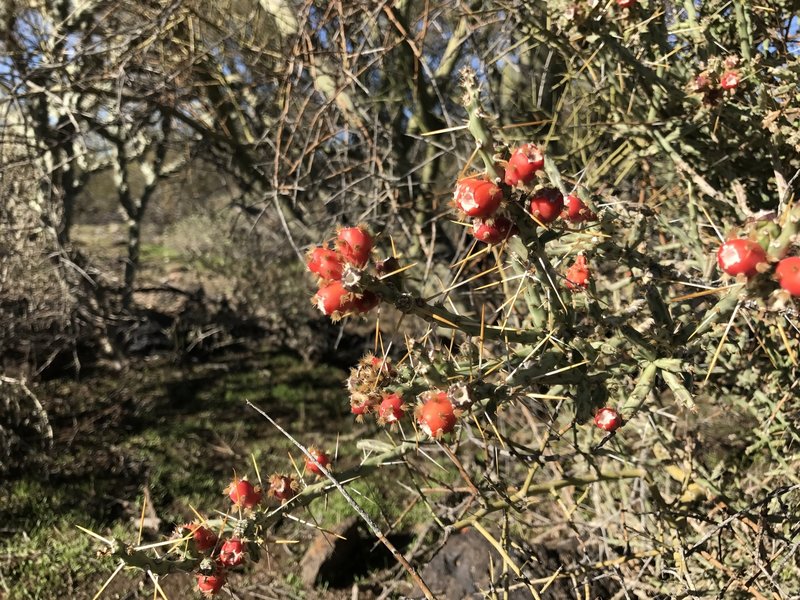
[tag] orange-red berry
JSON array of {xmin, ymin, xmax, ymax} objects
[
  {"xmin": 416, "ymin": 391, "xmax": 457, "ymax": 438},
  {"xmin": 566, "ymin": 255, "xmax": 591, "ymax": 290}
]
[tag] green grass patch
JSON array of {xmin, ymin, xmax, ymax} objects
[
  {"xmin": 0, "ymin": 481, "xmax": 133, "ymax": 600},
  {"xmin": 1, "ymin": 352, "xmax": 358, "ymax": 599},
  {"xmin": 139, "ymin": 242, "xmax": 184, "ymax": 263}
]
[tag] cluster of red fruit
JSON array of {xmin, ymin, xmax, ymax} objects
[
  {"xmin": 454, "ymin": 144, "xmax": 596, "ymax": 245},
  {"xmin": 346, "ymin": 355, "xmax": 459, "ymax": 438},
  {"xmin": 372, "ymin": 389, "xmax": 457, "ymax": 438},
  {"xmin": 307, "ymin": 226, "xmax": 379, "ymax": 319},
  {"xmin": 693, "ymin": 59, "xmax": 741, "ymax": 105},
  {"xmin": 716, "ymin": 238, "xmax": 800, "ymax": 296},
  {"xmin": 348, "ymin": 355, "xmax": 401, "ymax": 420},
  {"xmin": 453, "ymin": 143, "xmax": 597, "ymax": 290},
  {"xmin": 187, "ymin": 454, "xmax": 332, "ymax": 595}
]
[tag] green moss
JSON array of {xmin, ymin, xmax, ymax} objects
[{"xmin": 0, "ymin": 519, "xmax": 132, "ymax": 600}]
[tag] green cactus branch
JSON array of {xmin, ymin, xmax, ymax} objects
[
  {"xmin": 353, "ymin": 271, "xmax": 542, "ymax": 344},
  {"xmin": 461, "ymin": 68, "xmax": 502, "ymax": 182},
  {"xmin": 767, "ymin": 203, "xmax": 800, "ymax": 261}
]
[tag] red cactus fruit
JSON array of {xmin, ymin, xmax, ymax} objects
[
  {"xmin": 594, "ymin": 407, "xmax": 623, "ymax": 432},
  {"xmin": 378, "ymin": 392, "xmax": 405, "ymax": 424},
  {"xmin": 196, "ymin": 568, "xmax": 226, "ymax": 596},
  {"xmin": 218, "ymin": 538, "xmax": 246, "ymax": 567},
  {"xmin": 305, "ymin": 447, "xmax": 331, "ymax": 476},
  {"xmin": 720, "ymin": 71, "xmax": 740, "ymax": 91},
  {"xmin": 181, "ymin": 523, "xmax": 218, "ymax": 553},
  {"xmin": 370, "ymin": 355, "xmax": 396, "ymax": 377},
  {"xmin": 314, "ymin": 281, "xmax": 356, "ymax": 317},
  {"xmin": 454, "ymin": 177, "xmax": 503, "ymax": 218},
  {"xmin": 504, "ymin": 144, "xmax": 544, "ymax": 187},
  {"xmin": 716, "ymin": 239, "xmax": 766, "ymax": 277},
  {"xmin": 775, "ymin": 257, "xmax": 800, "ymax": 296},
  {"xmin": 616, "ymin": 0, "xmax": 636, "ymax": 8},
  {"xmin": 337, "ymin": 226, "xmax": 374, "ymax": 266},
  {"xmin": 351, "ymin": 398, "xmax": 369, "ymax": 416},
  {"xmin": 528, "ymin": 188, "xmax": 564, "ymax": 224},
  {"xmin": 563, "ymin": 194, "xmax": 597, "ymax": 223},
  {"xmin": 268, "ymin": 474, "xmax": 298, "ymax": 502},
  {"xmin": 566, "ymin": 255, "xmax": 591, "ymax": 290},
  {"xmin": 472, "ymin": 216, "xmax": 517, "ymax": 244},
  {"xmin": 226, "ymin": 477, "xmax": 262, "ymax": 509},
  {"xmin": 416, "ymin": 391, "xmax": 457, "ymax": 438},
  {"xmin": 306, "ymin": 247, "xmax": 344, "ymax": 281}
]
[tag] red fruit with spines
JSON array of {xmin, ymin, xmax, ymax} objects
[
  {"xmin": 594, "ymin": 407, "xmax": 623, "ymax": 432},
  {"xmin": 314, "ymin": 281, "xmax": 356, "ymax": 317},
  {"xmin": 720, "ymin": 71, "xmax": 740, "ymax": 91},
  {"xmin": 563, "ymin": 194, "xmax": 597, "ymax": 223},
  {"xmin": 306, "ymin": 247, "xmax": 344, "ymax": 281},
  {"xmin": 504, "ymin": 144, "xmax": 544, "ymax": 187},
  {"xmin": 353, "ymin": 291, "xmax": 380, "ymax": 314},
  {"xmin": 268, "ymin": 474, "xmax": 298, "ymax": 502},
  {"xmin": 472, "ymin": 217, "xmax": 517, "ymax": 245},
  {"xmin": 378, "ymin": 392, "xmax": 405, "ymax": 425},
  {"xmin": 218, "ymin": 538, "xmax": 246, "ymax": 567},
  {"xmin": 337, "ymin": 226, "xmax": 374, "ymax": 266},
  {"xmin": 454, "ymin": 177, "xmax": 504, "ymax": 218},
  {"xmin": 775, "ymin": 257, "xmax": 800, "ymax": 296},
  {"xmin": 196, "ymin": 568, "xmax": 226, "ymax": 596},
  {"xmin": 305, "ymin": 447, "xmax": 331, "ymax": 476},
  {"xmin": 226, "ymin": 477, "xmax": 262, "ymax": 509},
  {"xmin": 351, "ymin": 398, "xmax": 369, "ymax": 417},
  {"xmin": 716, "ymin": 239, "xmax": 766, "ymax": 277},
  {"xmin": 370, "ymin": 355, "xmax": 396, "ymax": 377},
  {"xmin": 181, "ymin": 523, "xmax": 218, "ymax": 553},
  {"xmin": 616, "ymin": 0, "xmax": 636, "ymax": 7},
  {"xmin": 528, "ymin": 188, "xmax": 564, "ymax": 224},
  {"xmin": 416, "ymin": 391, "xmax": 457, "ymax": 438},
  {"xmin": 566, "ymin": 255, "xmax": 591, "ymax": 290}
]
